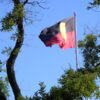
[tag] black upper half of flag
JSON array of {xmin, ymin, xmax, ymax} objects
[{"xmin": 39, "ymin": 16, "xmax": 75, "ymax": 42}]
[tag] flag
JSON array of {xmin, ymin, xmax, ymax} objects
[{"xmin": 39, "ymin": 16, "xmax": 76, "ymax": 49}]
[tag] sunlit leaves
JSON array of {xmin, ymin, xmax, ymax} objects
[
  {"xmin": 59, "ymin": 69, "xmax": 98, "ymax": 99},
  {"xmin": 1, "ymin": 4, "xmax": 24, "ymax": 31},
  {"xmin": 1, "ymin": 13, "xmax": 15, "ymax": 31},
  {"xmin": 0, "ymin": 77, "xmax": 9, "ymax": 97},
  {"xmin": 78, "ymin": 34, "xmax": 100, "ymax": 68},
  {"xmin": 31, "ymin": 69, "xmax": 100, "ymax": 100},
  {"xmin": 12, "ymin": 4, "xmax": 24, "ymax": 19}
]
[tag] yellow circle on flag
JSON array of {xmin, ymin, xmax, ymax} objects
[{"xmin": 59, "ymin": 22, "xmax": 67, "ymax": 41}]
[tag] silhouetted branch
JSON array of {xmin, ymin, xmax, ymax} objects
[
  {"xmin": 23, "ymin": 0, "xmax": 28, "ymax": 5},
  {"xmin": 26, "ymin": 1, "xmax": 47, "ymax": 9}
]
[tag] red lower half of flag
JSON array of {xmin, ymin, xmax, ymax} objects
[{"xmin": 45, "ymin": 31, "xmax": 75, "ymax": 49}]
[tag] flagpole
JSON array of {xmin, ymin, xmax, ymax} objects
[{"xmin": 74, "ymin": 12, "xmax": 78, "ymax": 71}]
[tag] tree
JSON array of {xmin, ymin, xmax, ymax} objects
[
  {"xmin": 32, "ymin": 82, "xmax": 49, "ymax": 100},
  {"xmin": 0, "ymin": 0, "xmax": 46, "ymax": 100},
  {"xmin": 29, "ymin": 33, "xmax": 100, "ymax": 100},
  {"xmin": 1, "ymin": 1, "xmax": 100, "ymax": 100},
  {"xmin": 53, "ymin": 33, "xmax": 100, "ymax": 100},
  {"xmin": 0, "ymin": 60, "xmax": 9, "ymax": 100},
  {"xmin": 30, "ymin": 69, "xmax": 100, "ymax": 100},
  {"xmin": 78, "ymin": 34, "xmax": 100, "ymax": 69},
  {"xmin": 51, "ymin": 69, "xmax": 100, "ymax": 100}
]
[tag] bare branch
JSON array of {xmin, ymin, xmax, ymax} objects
[
  {"xmin": 36, "ymin": 1, "xmax": 46, "ymax": 9},
  {"xmin": 23, "ymin": 0, "xmax": 28, "ymax": 5},
  {"xmin": 25, "ymin": 1, "xmax": 48, "ymax": 9}
]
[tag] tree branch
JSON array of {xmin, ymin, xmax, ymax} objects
[
  {"xmin": 23, "ymin": 0, "xmax": 28, "ymax": 5},
  {"xmin": 6, "ymin": 0, "xmax": 24, "ymax": 100},
  {"xmin": 25, "ymin": 1, "xmax": 47, "ymax": 9},
  {"xmin": 12, "ymin": 0, "xmax": 20, "ymax": 5}
]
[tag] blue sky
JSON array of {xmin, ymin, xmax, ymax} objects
[{"xmin": 0, "ymin": 0, "xmax": 100, "ymax": 100}]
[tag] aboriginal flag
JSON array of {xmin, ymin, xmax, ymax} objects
[{"xmin": 39, "ymin": 16, "xmax": 75, "ymax": 49}]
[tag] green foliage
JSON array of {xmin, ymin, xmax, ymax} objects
[
  {"xmin": 2, "ymin": 47, "xmax": 12, "ymax": 55},
  {"xmin": 88, "ymin": 0, "xmax": 100, "ymax": 9},
  {"xmin": 17, "ymin": 95, "xmax": 24, "ymax": 100},
  {"xmin": 95, "ymin": 90, "xmax": 100, "ymax": 99},
  {"xmin": 0, "ymin": 77, "xmax": 9, "ymax": 97},
  {"xmin": 48, "ymin": 69, "xmax": 100, "ymax": 100},
  {"xmin": 1, "ymin": 13, "xmax": 15, "ymax": 31},
  {"xmin": 24, "ymin": 96, "xmax": 30, "ymax": 100},
  {"xmin": 0, "ymin": 1, "xmax": 45, "ymax": 100},
  {"xmin": 57, "ymin": 69, "xmax": 99, "ymax": 100},
  {"xmin": 1, "ymin": 46, "xmax": 20, "ymax": 56},
  {"xmin": 1, "ymin": 4, "xmax": 24, "ymax": 31},
  {"xmin": 38, "ymin": 82, "xmax": 46, "ymax": 98},
  {"xmin": 32, "ymin": 82, "xmax": 48, "ymax": 100},
  {"xmin": 41, "ymin": 33, "xmax": 100, "ymax": 100},
  {"xmin": 30, "ymin": 69, "xmax": 100, "ymax": 100},
  {"xmin": 50, "ymin": 86, "xmax": 63, "ymax": 100},
  {"xmin": 0, "ymin": 1, "xmax": 100, "ymax": 100},
  {"xmin": 78, "ymin": 34, "xmax": 100, "ymax": 69},
  {"xmin": 12, "ymin": 4, "xmax": 24, "ymax": 19},
  {"xmin": 78, "ymin": 66, "xmax": 100, "ymax": 75},
  {"xmin": 10, "ymin": 33, "xmax": 18, "ymax": 41},
  {"xmin": 0, "ymin": 59, "xmax": 9, "ymax": 97}
]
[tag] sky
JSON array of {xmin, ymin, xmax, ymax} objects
[{"xmin": 0, "ymin": 0, "xmax": 100, "ymax": 100}]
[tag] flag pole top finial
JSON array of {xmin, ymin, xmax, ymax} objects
[{"xmin": 73, "ymin": 12, "xmax": 76, "ymax": 17}]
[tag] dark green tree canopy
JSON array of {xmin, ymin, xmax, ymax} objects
[
  {"xmin": 0, "ymin": 1, "xmax": 100, "ymax": 100},
  {"xmin": 30, "ymin": 69, "xmax": 100, "ymax": 100},
  {"xmin": 0, "ymin": 0, "xmax": 46, "ymax": 100},
  {"xmin": 78, "ymin": 34, "xmax": 100, "ymax": 69}
]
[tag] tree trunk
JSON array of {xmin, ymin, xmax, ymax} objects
[
  {"xmin": 6, "ymin": 0, "xmax": 24, "ymax": 99},
  {"xmin": 6, "ymin": 16, "xmax": 24, "ymax": 99},
  {"xmin": 6, "ymin": 17, "xmax": 24, "ymax": 100},
  {"xmin": 0, "ymin": 91, "xmax": 7, "ymax": 100}
]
